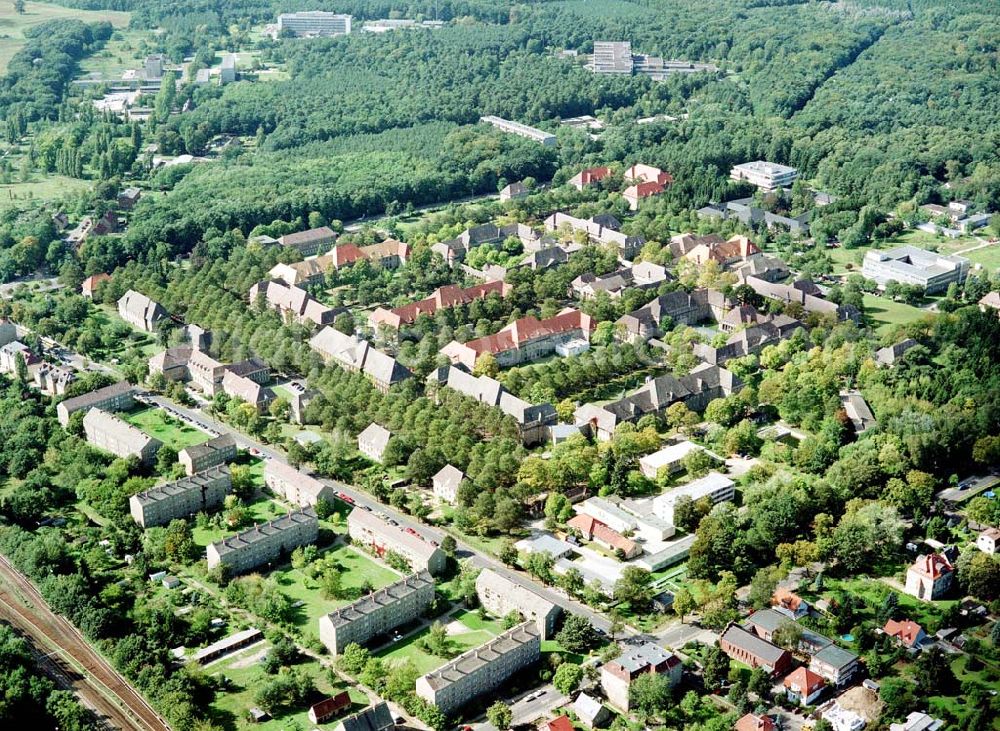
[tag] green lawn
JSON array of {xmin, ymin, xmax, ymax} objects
[
  {"xmin": 206, "ymin": 642, "xmax": 368, "ymax": 731},
  {"xmin": 123, "ymin": 406, "xmax": 211, "ymax": 451},
  {"xmin": 0, "ymin": 175, "xmax": 93, "ymax": 211},
  {"xmin": 77, "ymin": 28, "xmax": 147, "ymax": 78},
  {"xmin": 272, "ymin": 544, "xmax": 400, "ymax": 639},
  {"xmin": 862, "ymin": 294, "xmax": 930, "ymax": 334},
  {"xmin": 964, "ymin": 244, "xmax": 1000, "ymax": 274},
  {"xmin": 191, "ymin": 498, "xmax": 288, "ymax": 547},
  {"xmin": 454, "ymin": 609, "xmax": 505, "ymax": 634},
  {"xmin": 810, "ymin": 577, "xmax": 956, "ymax": 635},
  {"xmin": 0, "ymin": 1, "xmax": 130, "ymax": 73},
  {"xmin": 377, "ymin": 622, "xmax": 496, "ymax": 675}
]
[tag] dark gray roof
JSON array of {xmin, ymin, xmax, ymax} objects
[
  {"xmin": 721, "ymin": 624, "xmax": 788, "ymax": 664},
  {"xmin": 59, "ymin": 381, "xmax": 134, "ymax": 413},
  {"xmin": 336, "ymin": 702, "xmax": 394, "ymax": 731},
  {"xmin": 813, "ymin": 643, "xmax": 858, "ymax": 669}
]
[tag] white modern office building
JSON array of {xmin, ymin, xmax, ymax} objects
[
  {"xmin": 653, "ymin": 472, "xmax": 736, "ymax": 525},
  {"xmin": 861, "ymin": 246, "xmax": 970, "ymax": 294},
  {"xmin": 730, "ymin": 161, "xmax": 799, "ymax": 191},
  {"xmin": 277, "ymin": 11, "xmax": 352, "ymax": 37}
]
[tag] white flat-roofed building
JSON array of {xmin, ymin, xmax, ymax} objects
[
  {"xmin": 653, "ymin": 472, "xmax": 735, "ymax": 525},
  {"xmin": 319, "ymin": 571, "xmax": 435, "ymax": 654},
  {"xmin": 589, "ymin": 41, "xmax": 634, "ymax": 74},
  {"xmin": 730, "ymin": 161, "xmax": 799, "ymax": 191},
  {"xmin": 480, "ymin": 116, "xmax": 557, "ymax": 146},
  {"xmin": 264, "ymin": 459, "xmax": 336, "ymax": 507},
  {"xmin": 130, "ymin": 466, "xmax": 231, "ymax": 528},
  {"xmin": 475, "ymin": 568, "xmax": 561, "ymax": 640},
  {"xmin": 861, "ymin": 246, "xmax": 970, "ymax": 294},
  {"xmin": 348, "ymin": 508, "xmax": 447, "ymax": 576},
  {"xmin": 277, "ymin": 11, "xmax": 352, "ymax": 37},
  {"xmin": 207, "ymin": 507, "xmax": 318, "ymax": 575},
  {"xmin": 57, "ymin": 381, "xmax": 135, "ymax": 426},
  {"xmin": 639, "ymin": 441, "xmax": 705, "ymax": 479},
  {"xmin": 179, "ymin": 434, "xmax": 237, "ymax": 475},
  {"xmin": 416, "ymin": 622, "xmax": 540, "ymax": 715},
  {"xmin": 576, "ymin": 496, "xmax": 674, "ymax": 542},
  {"xmin": 84, "ymin": 408, "xmax": 161, "ymax": 464}
]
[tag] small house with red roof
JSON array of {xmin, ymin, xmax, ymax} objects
[
  {"xmin": 545, "ymin": 715, "xmax": 574, "ymax": 731},
  {"xmin": 883, "ymin": 619, "xmax": 926, "ymax": 649},
  {"xmin": 308, "ymin": 691, "xmax": 351, "ymax": 724},
  {"xmin": 904, "ymin": 553, "xmax": 954, "ymax": 600},
  {"xmin": 784, "ymin": 667, "xmax": 825, "ymax": 705},
  {"xmin": 772, "ymin": 587, "xmax": 809, "ymax": 619},
  {"xmin": 568, "ymin": 166, "xmax": 611, "ymax": 191},
  {"xmin": 567, "ymin": 514, "xmax": 641, "ymax": 559},
  {"xmin": 735, "ymin": 713, "xmax": 775, "ymax": 731},
  {"xmin": 81, "ymin": 273, "xmax": 111, "ymax": 299}
]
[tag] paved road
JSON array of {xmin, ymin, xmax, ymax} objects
[{"xmin": 0, "ymin": 555, "xmax": 171, "ymax": 731}]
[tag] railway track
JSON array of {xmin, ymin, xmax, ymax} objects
[{"xmin": 0, "ymin": 555, "xmax": 171, "ymax": 731}]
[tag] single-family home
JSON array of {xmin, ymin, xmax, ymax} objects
[
  {"xmin": 889, "ymin": 712, "xmax": 944, "ymax": 731},
  {"xmin": 81, "ymin": 273, "xmax": 111, "ymax": 298},
  {"xmin": 772, "ymin": 587, "xmax": 809, "ymax": 619},
  {"xmin": 883, "ymin": 619, "xmax": 927, "ymax": 650},
  {"xmin": 976, "ymin": 527, "xmax": 999, "ymax": 554},
  {"xmin": 783, "ymin": 667, "xmax": 825, "ymax": 705},
  {"xmin": 500, "ymin": 181, "xmax": 529, "ymax": 202},
  {"xmin": 601, "ymin": 643, "xmax": 682, "ymax": 711},
  {"xmin": 734, "ymin": 713, "xmax": 775, "ymax": 731},
  {"xmin": 568, "ymin": 166, "xmax": 611, "ymax": 191},
  {"xmin": 904, "ymin": 553, "xmax": 954, "ymax": 600},
  {"xmin": 573, "ymin": 692, "xmax": 611, "ymax": 729}
]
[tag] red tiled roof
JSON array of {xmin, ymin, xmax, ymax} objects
[
  {"xmin": 547, "ymin": 716, "xmax": 574, "ymax": 731},
  {"xmin": 567, "ymin": 514, "xmax": 637, "ymax": 554},
  {"xmin": 81, "ymin": 273, "xmax": 111, "ymax": 292},
  {"xmin": 625, "ymin": 181, "xmax": 666, "ymax": 199},
  {"xmin": 331, "ymin": 243, "xmax": 366, "ymax": 268},
  {"xmin": 883, "ymin": 619, "xmax": 924, "ymax": 648},
  {"xmin": 575, "ymin": 166, "xmax": 611, "ymax": 185},
  {"xmin": 309, "ymin": 691, "xmax": 351, "ymax": 721},
  {"xmin": 735, "ymin": 714, "xmax": 775, "ymax": 731},
  {"xmin": 461, "ymin": 309, "xmax": 593, "ymax": 357},
  {"xmin": 910, "ymin": 553, "xmax": 953, "ymax": 580},
  {"xmin": 376, "ymin": 281, "xmax": 510, "ymax": 328},
  {"xmin": 772, "ymin": 587, "xmax": 804, "ymax": 612},
  {"xmin": 783, "ymin": 667, "xmax": 824, "ymax": 695}
]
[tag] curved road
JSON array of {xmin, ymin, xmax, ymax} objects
[{"xmin": 0, "ymin": 555, "xmax": 171, "ymax": 731}]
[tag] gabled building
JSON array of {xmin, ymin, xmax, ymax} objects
[
  {"xmin": 735, "ymin": 713, "xmax": 775, "ymax": 731},
  {"xmin": 601, "ymin": 643, "xmax": 682, "ymax": 711},
  {"xmin": 427, "ymin": 365, "xmax": 556, "ymax": 446},
  {"xmin": 333, "ymin": 703, "xmax": 394, "ymax": 731},
  {"xmin": 500, "ymin": 181, "xmax": 529, "ymax": 202},
  {"xmin": 81, "ymin": 273, "xmax": 111, "ymax": 298},
  {"xmin": 57, "ymin": 381, "xmax": 136, "ymax": 427},
  {"xmin": 34, "ymin": 363, "xmax": 76, "ymax": 396},
  {"xmin": 432, "ymin": 464, "xmax": 464, "ymax": 504},
  {"xmin": 544, "ymin": 212, "xmax": 644, "ymax": 258},
  {"xmin": 264, "ymin": 460, "xmax": 337, "ymax": 507},
  {"xmin": 431, "ymin": 222, "xmax": 543, "ymax": 268},
  {"xmin": 348, "ymin": 508, "xmax": 446, "ymax": 575},
  {"xmin": 573, "ymin": 692, "xmax": 611, "ymax": 729},
  {"xmin": 568, "ymin": 166, "xmax": 611, "ymax": 191},
  {"xmin": 278, "ymin": 226, "xmax": 338, "ymax": 257},
  {"xmin": 566, "ymin": 514, "xmax": 641, "ymax": 559},
  {"xmin": 624, "ymin": 180, "xmax": 668, "ymax": 210},
  {"xmin": 369, "ymin": 281, "xmax": 510, "ymax": 331},
  {"xmin": 905, "ymin": 553, "xmax": 954, "ymax": 600},
  {"xmin": 683, "ymin": 235, "xmax": 761, "ymax": 267},
  {"xmin": 360, "ymin": 239, "xmax": 410, "ymax": 269},
  {"xmin": 441, "ymin": 309, "xmax": 594, "ymax": 370},
  {"xmin": 772, "ymin": 587, "xmax": 809, "ymax": 619},
  {"xmin": 129, "ymin": 466, "xmax": 231, "ymax": 528},
  {"xmin": 977, "ymin": 527, "xmax": 1000, "ymax": 554},
  {"xmin": 268, "ymin": 256, "xmax": 333, "ymax": 288},
  {"xmin": 308, "ymin": 692, "xmax": 352, "ymax": 725},
  {"xmin": 358, "ymin": 423, "xmax": 392, "ymax": 463},
  {"xmin": 319, "ymin": 571, "xmax": 435, "ymax": 654},
  {"xmin": 84, "ymin": 408, "xmax": 162, "ymax": 464},
  {"xmin": 883, "ymin": 619, "xmax": 926, "ymax": 650},
  {"xmin": 309, "ymin": 327, "xmax": 411, "ymax": 393},
  {"xmin": 222, "ymin": 370, "xmax": 275, "ymax": 411},
  {"xmin": 719, "ymin": 623, "xmax": 792, "ymax": 675},
  {"xmin": 416, "ymin": 622, "xmax": 541, "ymax": 715},
  {"xmin": 476, "ymin": 568, "xmax": 561, "ymax": 640},
  {"xmin": 117, "ymin": 290, "xmax": 167, "ymax": 332},
  {"xmin": 784, "ymin": 667, "xmax": 825, "ymax": 705},
  {"xmin": 206, "ymin": 507, "xmax": 319, "ymax": 575},
  {"xmin": 249, "ymin": 279, "xmax": 340, "ymax": 327},
  {"xmin": 179, "ymin": 434, "xmax": 237, "ymax": 475},
  {"xmin": 745, "ymin": 276, "xmax": 859, "ymax": 322},
  {"xmin": 875, "ymin": 338, "xmax": 918, "ymax": 367}
]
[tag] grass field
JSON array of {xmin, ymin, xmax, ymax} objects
[
  {"xmin": 206, "ymin": 642, "xmax": 368, "ymax": 731},
  {"xmin": 964, "ymin": 244, "xmax": 1000, "ymax": 274},
  {"xmin": 377, "ymin": 620, "xmax": 496, "ymax": 675},
  {"xmin": 123, "ymin": 406, "xmax": 211, "ymax": 451},
  {"xmin": 77, "ymin": 27, "xmax": 146, "ymax": 78},
  {"xmin": 862, "ymin": 294, "xmax": 929, "ymax": 334},
  {"xmin": 0, "ymin": 176, "xmax": 92, "ymax": 211},
  {"xmin": 0, "ymin": 1, "xmax": 130, "ymax": 73},
  {"xmin": 272, "ymin": 544, "xmax": 399, "ymax": 640},
  {"xmin": 191, "ymin": 497, "xmax": 288, "ymax": 547}
]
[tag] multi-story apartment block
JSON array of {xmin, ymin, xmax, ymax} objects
[
  {"xmin": 33, "ymin": 363, "xmax": 76, "ymax": 395},
  {"xmin": 476, "ymin": 568, "xmax": 561, "ymax": 640},
  {"xmin": 369, "ymin": 281, "xmax": 510, "ymax": 331},
  {"xmin": 264, "ymin": 460, "xmax": 336, "ymax": 507},
  {"xmin": 57, "ymin": 381, "xmax": 136, "ymax": 426},
  {"xmin": 117, "ymin": 290, "xmax": 167, "ymax": 332},
  {"xmin": 206, "ymin": 507, "xmax": 318, "ymax": 575},
  {"xmin": 480, "ymin": 116, "xmax": 556, "ymax": 146},
  {"xmin": 222, "ymin": 370, "xmax": 275, "ymax": 411},
  {"xmin": 319, "ymin": 571, "xmax": 435, "ymax": 654},
  {"xmin": 653, "ymin": 472, "xmax": 736, "ymax": 525},
  {"xmin": 277, "ymin": 11, "xmax": 352, "ymax": 37},
  {"xmin": 129, "ymin": 466, "xmax": 231, "ymax": 528},
  {"xmin": 601, "ymin": 643, "xmax": 682, "ymax": 711},
  {"xmin": 348, "ymin": 508, "xmax": 446, "ymax": 575},
  {"xmin": 426, "ymin": 366, "xmax": 556, "ymax": 447},
  {"xmin": 268, "ymin": 256, "xmax": 333, "ymax": 288},
  {"xmin": 178, "ymin": 434, "xmax": 237, "ymax": 475},
  {"xmin": 250, "ymin": 279, "xmax": 340, "ymax": 327},
  {"xmin": 441, "ymin": 308, "xmax": 593, "ymax": 370},
  {"xmin": 309, "ymin": 327, "xmax": 411, "ymax": 393},
  {"xmin": 809, "ymin": 644, "xmax": 860, "ymax": 688},
  {"xmin": 416, "ymin": 622, "xmax": 541, "ymax": 715},
  {"xmin": 544, "ymin": 212, "xmax": 645, "ymax": 258},
  {"xmin": 861, "ymin": 246, "xmax": 970, "ymax": 294},
  {"xmin": 730, "ymin": 161, "xmax": 799, "ymax": 191},
  {"xmin": 84, "ymin": 408, "xmax": 161, "ymax": 464}
]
